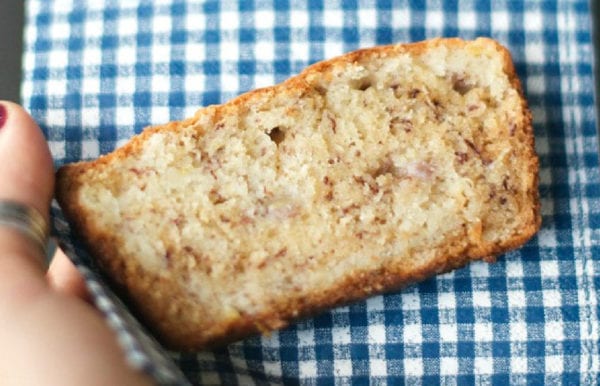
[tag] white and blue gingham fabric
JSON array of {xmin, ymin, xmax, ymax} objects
[{"xmin": 22, "ymin": 1, "xmax": 600, "ymax": 384}]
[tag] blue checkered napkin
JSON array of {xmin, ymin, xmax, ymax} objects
[{"xmin": 22, "ymin": 0, "xmax": 600, "ymax": 385}]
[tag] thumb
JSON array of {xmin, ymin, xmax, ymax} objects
[
  {"xmin": 0, "ymin": 101, "xmax": 53, "ymax": 217},
  {"xmin": 0, "ymin": 102, "xmax": 152, "ymax": 385},
  {"xmin": 0, "ymin": 101, "xmax": 54, "ymax": 304}
]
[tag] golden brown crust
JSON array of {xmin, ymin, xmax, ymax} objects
[{"xmin": 56, "ymin": 37, "xmax": 540, "ymax": 351}]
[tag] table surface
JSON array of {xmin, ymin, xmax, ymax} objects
[{"xmin": 0, "ymin": 2, "xmax": 24, "ymax": 103}]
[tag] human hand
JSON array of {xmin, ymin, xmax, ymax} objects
[{"xmin": 0, "ymin": 101, "xmax": 152, "ymax": 385}]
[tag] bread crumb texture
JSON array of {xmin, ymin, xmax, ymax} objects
[{"xmin": 57, "ymin": 38, "xmax": 540, "ymax": 350}]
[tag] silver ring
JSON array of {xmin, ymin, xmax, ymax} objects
[{"xmin": 0, "ymin": 200, "xmax": 49, "ymax": 256}]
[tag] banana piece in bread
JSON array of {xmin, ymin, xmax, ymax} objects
[{"xmin": 56, "ymin": 38, "xmax": 540, "ymax": 350}]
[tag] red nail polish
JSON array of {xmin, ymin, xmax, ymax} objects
[{"xmin": 0, "ymin": 104, "xmax": 6, "ymax": 130}]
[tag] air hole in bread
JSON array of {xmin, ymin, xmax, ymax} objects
[
  {"xmin": 351, "ymin": 77, "xmax": 372, "ymax": 91},
  {"xmin": 452, "ymin": 74, "xmax": 473, "ymax": 95},
  {"xmin": 268, "ymin": 127, "xmax": 285, "ymax": 145}
]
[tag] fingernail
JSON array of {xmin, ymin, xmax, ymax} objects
[{"xmin": 0, "ymin": 104, "xmax": 6, "ymax": 130}]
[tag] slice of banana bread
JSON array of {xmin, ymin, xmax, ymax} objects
[{"xmin": 56, "ymin": 38, "xmax": 540, "ymax": 350}]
